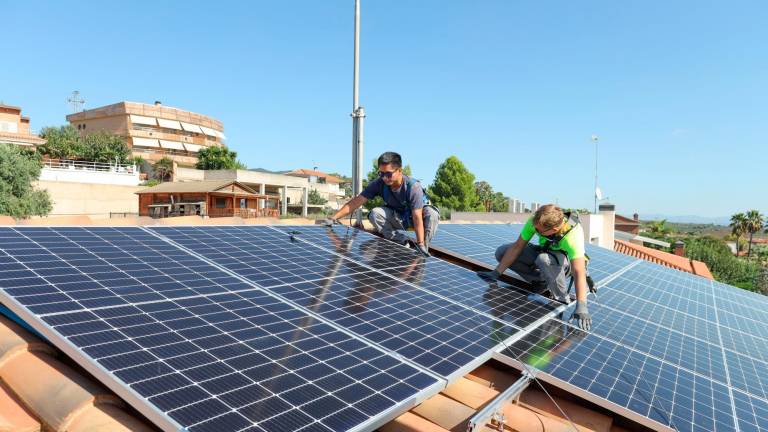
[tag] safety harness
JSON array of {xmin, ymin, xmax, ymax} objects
[{"xmin": 381, "ymin": 176, "xmax": 432, "ymax": 229}]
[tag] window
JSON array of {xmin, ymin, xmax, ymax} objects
[
  {"xmin": 215, "ymin": 198, "xmax": 226, "ymax": 208},
  {"xmin": 240, "ymin": 198, "xmax": 246, "ymax": 209}
]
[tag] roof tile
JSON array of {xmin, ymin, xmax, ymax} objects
[
  {"xmin": 0, "ymin": 381, "xmax": 39, "ymax": 432},
  {"xmin": 613, "ymin": 239, "xmax": 713, "ymax": 280},
  {"xmin": 0, "ymin": 351, "xmax": 119, "ymax": 431}
]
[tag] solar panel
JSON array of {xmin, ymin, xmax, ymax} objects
[
  {"xmin": 499, "ymin": 318, "xmax": 737, "ymax": 432},
  {"xmin": 268, "ymin": 225, "xmax": 561, "ymax": 328},
  {"xmin": 0, "ymin": 227, "xmax": 442, "ymax": 432},
  {"xmin": 149, "ymin": 225, "xmax": 533, "ymax": 379},
  {"xmin": 423, "ymin": 223, "xmax": 768, "ymax": 431}
]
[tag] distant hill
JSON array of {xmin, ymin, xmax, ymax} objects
[{"xmin": 641, "ymin": 214, "xmax": 730, "ymax": 226}]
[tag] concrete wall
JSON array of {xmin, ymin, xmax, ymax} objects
[
  {"xmin": 38, "ymin": 167, "xmax": 140, "ymax": 186},
  {"xmin": 450, "ymin": 212, "xmax": 529, "ymax": 223},
  {"xmin": 36, "ymin": 181, "xmax": 142, "ymax": 219}
]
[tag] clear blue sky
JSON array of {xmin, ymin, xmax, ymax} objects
[{"xmin": 3, "ymin": 1, "xmax": 766, "ymax": 219}]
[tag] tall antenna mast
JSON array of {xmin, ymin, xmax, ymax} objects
[
  {"xmin": 351, "ymin": 0, "xmax": 366, "ymax": 224},
  {"xmin": 67, "ymin": 91, "xmax": 85, "ymax": 113}
]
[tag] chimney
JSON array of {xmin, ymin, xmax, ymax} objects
[
  {"xmin": 154, "ymin": 101, "xmax": 162, "ymax": 106},
  {"xmin": 598, "ymin": 203, "xmax": 616, "ymax": 249},
  {"xmin": 633, "ymin": 213, "xmax": 639, "ymax": 221},
  {"xmin": 673, "ymin": 240, "xmax": 685, "ymax": 256}
]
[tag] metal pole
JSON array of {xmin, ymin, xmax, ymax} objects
[
  {"xmin": 351, "ymin": 0, "xmax": 364, "ymax": 224},
  {"xmin": 592, "ymin": 134, "xmax": 598, "ymax": 213}
]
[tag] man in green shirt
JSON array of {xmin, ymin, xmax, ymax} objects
[{"xmin": 477, "ymin": 204, "xmax": 592, "ymax": 330}]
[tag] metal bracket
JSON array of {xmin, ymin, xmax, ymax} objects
[{"xmin": 466, "ymin": 372, "xmax": 533, "ymax": 432}]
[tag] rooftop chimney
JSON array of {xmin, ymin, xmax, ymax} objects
[
  {"xmin": 154, "ymin": 101, "xmax": 162, "ymax": 106},
  {"xmin": 673, "ymin": 240, "xmax": 685, "ymax": 256},
  {"xmin": 633, "ymin": 213, "xmax": 639, "ymax": 221},
  {"xmin": 598, "ymin": 203, "xmax": 616, "ymax": 249}
]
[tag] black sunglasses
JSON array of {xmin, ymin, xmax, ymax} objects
[{"xmin": 378, "ymin": 170, "xmax": 397, "ymax": 179}]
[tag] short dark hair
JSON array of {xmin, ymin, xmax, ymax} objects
[{"xmin": 377, "ymin": 152, "xmax": 402, "ymax": 169}]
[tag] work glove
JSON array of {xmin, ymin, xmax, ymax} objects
[
  {"xmin": 477, "ymin": 269, "xmax": 501, "ymax": 282},
  {"xmin": 570, "ymin": 300, "xmax": 592, "ymax": 331},
  {"xmin": 321, "ymin": 218, "xmax": 338, "ymax": 227},
  {"xmin": 415, "ymin": 243, "xmax": 430, "ymax": 257},
  {"xmin": 586, "ymin": 275, "xmax": 597, "ymax": 295}
]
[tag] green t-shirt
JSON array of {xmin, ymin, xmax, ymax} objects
[{"xmin": 520, "ymin": 217, "xmax": 586, "ymax": 260}]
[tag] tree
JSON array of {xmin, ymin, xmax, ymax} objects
[
  {"xmin": 80, "ymin": 130, "xmax": 131, "ymax": 163},
  {"xmin": 131, "ymin": 156, "xmax": 145, "ymax": 172},
  {"xmin": 152, "ymin": 157, "xmax": 174, "ymax": 182},
  {"xmin": 196, "ymin": 146, "xmax": 242, "ymax": 170},
  {"xmin": 686, "ymin": 236, "xmax": 760, "ymax": 290},
  {"xmin": 491, "ymin": 192, "xmax": 509, "ymax": 212},
  {"xmin": 38, "ymin": 126, "xmax": 130, "ymax": 164},
  {"xmin": 474, "ymin": 181, "xmax": 494, "ymax": 212},
  {"xmin": 0, "ymin": 144, "xmax": 52, "ymax": 218},
  {"xmin": 38, "ymin": 125, "xmax": 82, "ymax": 160},
  {"xmin": 428, "ymin": 156, "xmax": 479, "ymax": 211},
  {"xmin": 307, "ymin": 189, "xmax": 328, "ymax": 205},
  {"xmin": 745, "ymin": 210, "xmax": 765, "ymax": 258},
  {"xmin": 362, "ymin": 158, "xmax": 412, "ymax": 211},
  {"xmin": 730, "ymin": 213, "xmax": 748, "ymax": 255},
  {"xmin": 646, "ymin": 219, "xmax": 672, "ymax": 236}
]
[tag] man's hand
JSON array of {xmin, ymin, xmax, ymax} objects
[
  {"xmin": 321, "ymin": 218, "xmax": 338, "ymax": 227},
  {"xmin": 571, "ymin": 300, "xmax": 592, "ymax": 331},
  {"xmin": 477, "ymin": 269, "xmax": 501, "ymax": 282},
  {"xmin": 415, "ymin": 243, "xmax": 430, "ymax": 257}
]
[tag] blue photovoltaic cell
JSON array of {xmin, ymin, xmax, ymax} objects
[
  {"xmin": 503, "ymin": 319, "xmax": 737, "ymax": 432},
  {"xmin": 733, "ymin": 391, "xmax": 768, "ymax": 432},
  {"xmin": 268, "ymin": 225, "xmax": 560, "ymax": 328},
  {"xmin": 150, "ymin": 225, "xmax": 525, "ymax": 378},
  {"xmin": 0, "ymin": 227, "xmax": 440, "ymax": 432},
  {"xmin": 427, "ymin": 223, "xmax": 768, "ymax": 431}
]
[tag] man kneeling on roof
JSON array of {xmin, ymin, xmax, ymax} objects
[
  {"xmin": 477, "ymin": 204, "xmax": 594, "ymax": 331},
  {"xmin": 325, "ymin": 151, "xmax": 439, "ymax": 257}
]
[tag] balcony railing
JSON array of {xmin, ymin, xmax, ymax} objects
[
  {"xmin": 208, "ymin": 208, "xmax": 280, "ymax": 218},
  {"xmin": 43, "ymin": 159, "xmax": 137, "ymax": 175}
]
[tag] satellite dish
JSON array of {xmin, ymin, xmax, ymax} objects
[{"xmin": 595, "ymin": 187, "xmax": 603, "ymax": 201}]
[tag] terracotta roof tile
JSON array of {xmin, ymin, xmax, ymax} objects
[
  {"xmin": 286, "ymin": 169, "xmax": 344, "ymax": 183},
  {"xmin": 0, "ymin": 316, "xmax": 157, "ymax": 432},
  {"xmin": 614, "ymin": 239, "xmax": 713, "ymax": 280},
  {"xmin": 0, "ymin": 381, "xmax": 39, "ymax": 432}
]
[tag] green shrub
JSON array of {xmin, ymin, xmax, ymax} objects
[{"xmin": 685, "ymin": 236, "xmax": 760, "ymax": 289}]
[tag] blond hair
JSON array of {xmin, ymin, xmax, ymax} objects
[{"xmin": 533, "ymin": 204, "xmax": 565, "ymax": 230}]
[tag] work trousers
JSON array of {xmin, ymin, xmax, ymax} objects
[
  {"xmin": 495, "ymin": 243, "xmax": 571, "ymax": 302},
  {"xmin": 368, "ymin": 205, "xmax": 440, "ymax": 246}
]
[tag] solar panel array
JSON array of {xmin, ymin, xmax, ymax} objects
[
  {"xmin": 0, "ymin": 227, "xmax": 448, "ymax": 432},
  {"xmin": 0, "ymin": 225, "xmax": 569, "ymax": 432},
  {"xmin": 432, "ymin": 224, "xmax": 768, "ymax": 432}
]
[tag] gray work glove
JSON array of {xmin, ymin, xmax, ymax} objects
[
  {"xmin": 477, "ymin": 269, "xmax": 501, "ymax": 282},
  {"xmin": 571, "ymin": 300, "xmax": 592, "ymax": 331},
  {"xmin": 415, "ymin": 243, "xmax": 430, "ymax": 257},
  {"xmin": 321, "ymin": 218, "xmax": 338, "ymax": 227}
]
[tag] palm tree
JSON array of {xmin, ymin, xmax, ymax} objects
[
  {"xmin": 730, "ymin": 213, "xmax": 748, "ymax": 255},
  {"xmin": 152, "ymin": 157, "xmax": 174, "ymax": 182},
  {"xmin": 745, "ymin": 210, "xmax": 765, "ymax": 258},
  {"xmin": 647, "ymin": 219, "xmax": 671, "ymax": 236}
]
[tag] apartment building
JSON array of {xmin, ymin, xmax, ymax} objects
[
  {"xmin": 66, "ymin": 101, "xmax": 226, "ymax": 166},
  {"xmin": 0, "ymin": 103, "xmax": 46, "ymax": 147}
]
